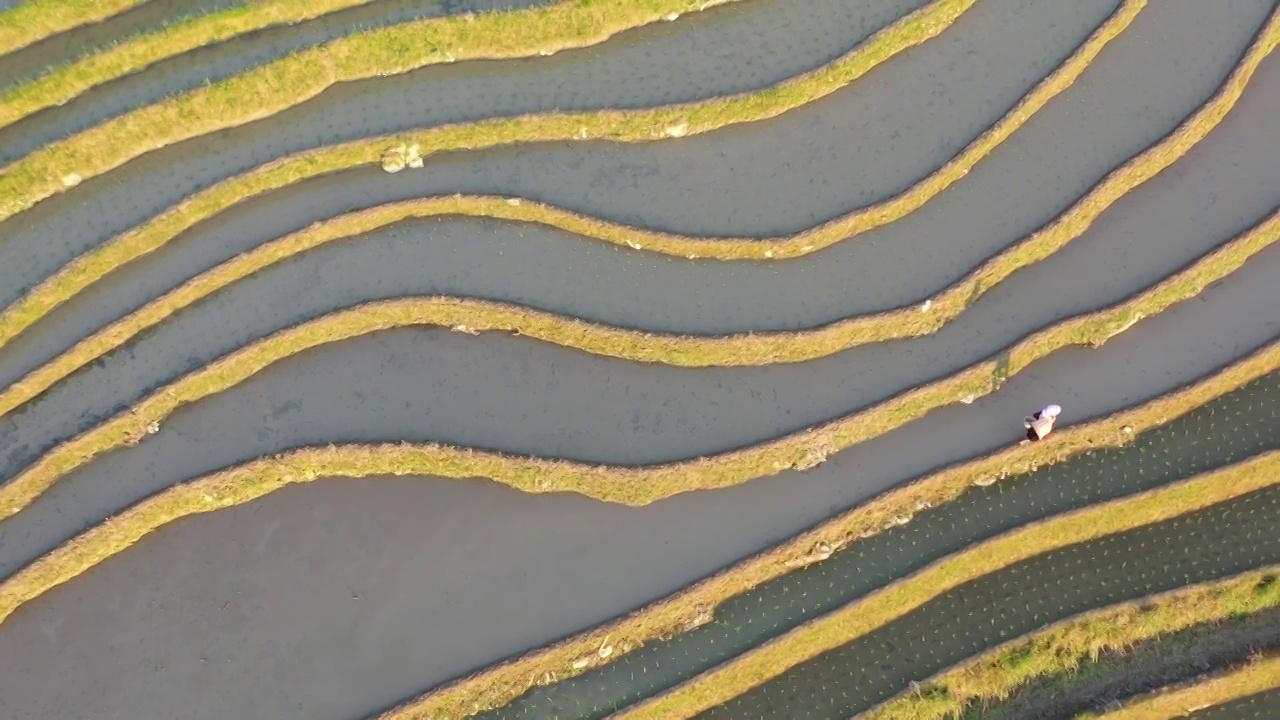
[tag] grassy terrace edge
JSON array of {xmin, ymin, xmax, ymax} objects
[
  {"xmin": 372, "ymin": 342, "xmax": 1280, "ymax": 720},
  {"xmin": 858, "ymin": 568, "xmax": 1280, "ymax": 720},
  {"xmin": 0, "ymin": 0, "xmax": 1149, "ymax": 352},
  {"xmin": 0, "ymin": 197, "xmax": 1275, "ymax": 521},
  {"xmin": 0, "ymin": 0, "xmax": 379, "ymax": 130},
  {"xmin": 0, "ymin": 0, "xmax": 1160, "ymax": 418},
  {"xmin": 0, "ymin": 0, "xmax": 944, "ymax": 224},
  {"xmin": 611, "ymin": 451, "xmax": 1280, "ymax": 720},
  {"xmin": 0, "ymin": 0, "xmax": 145, "ymax": 57},
  {"xmin": 1082, "ymin": 652, "xmax": 1280, "ymax": 719}
]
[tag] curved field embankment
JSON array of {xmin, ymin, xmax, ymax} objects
[
  {"xmin": 859, "ymin": 570, "xmax": 1280, "ymax": 720},
  {"xmin": 612, "ymin": 452, "xmax": 1280, "ymax": 720},
  {"xmin": 1, "ymin": 196, "xmax": 1274, "ymax": 522},
  {"xmin": 0, "ymin": 0, "xmax": 988, "ymax": 350},
  {"xmin": 391, "ymin": 353, "xmax": 1280, "ymax": 719},
  {"xmin": 0, "ymin": 0, "xmax": 146, "ymax": 57},
  {"xmin": 1080, "ymin": 653, "xmax": 1280, "ymax": 720},
  {"xmin": 0, "ymin": 0, "xmax": 385, "ymax": 131},
  {"xmin": 0, "ymin": 0, "xmax": 1157, "ymax": 419},
  {"xmin": 0, "ymin": 0, "xmax": 964, "ymax": 225}
]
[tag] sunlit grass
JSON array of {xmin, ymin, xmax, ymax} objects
[
  {"xmin": 0, "ymin": 0, "xmax": 378, "ymax": 131},
  {"xmin": 613, "ymin": 452, "xmax": 1280, "ymax": 719},
  {"xmin": 0, "ymin": 0, "xmax": 1150, "ymax": 419},
  {"xmin": 861, "ymin": 568, "xmax": 1280, "ymax": 720}
]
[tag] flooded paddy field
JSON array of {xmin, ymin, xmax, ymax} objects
[{"xmin": 0, "ymin": 0, "xmax": 1277, "ymax": 718}]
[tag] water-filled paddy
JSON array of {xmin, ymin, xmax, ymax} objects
[{"xmin": 0, "ymin": 1, "xmax": 1277, "ymax": 718}]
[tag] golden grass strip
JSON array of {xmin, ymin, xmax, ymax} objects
[
  {"xmin": 1, "ymin": 205, "xmax": 1276, "ymax": 523},
  {"xmin": 612, "ymin": 451, "xmax": 1280, "ymax": 720},
  {"xmin": 0, "ymin": 0, "xmax": 146, "ymax": 57},
  {"xmin": 1081, "ymin": 652, "xmax": 1280, "ymax": 720},
  {"xmin": 374, "ymin": 342, "xmax": 1280, "ymax": 720},
  {"xmin": 3, "ymin": 0, "xmax": 853, "ymax": 223},
  {"xmin": 0, "ymin": 0, "xmax": 1148, "ymax": 419},
  {"xmin": 0, "ymin": 0, "xmax": 381, "ymax": 130},
  {"xmin": 11, "ymin": 0, "xmax": 1275, "ymax": 356},
  {"xmin": 858, "ymin": 568, "xmax": 1280, "ymax": 720},
  {"xmin": 0, "ymin": 0, "xmax": 978, "ymax": 350}
]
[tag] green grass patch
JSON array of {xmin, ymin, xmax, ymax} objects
[
  {"xmin": 0, "ymin": 194, "xmax": 1274, "ymax": 524},
  {"xmin": 614, "ymin": 452, "xmax": 1280, "ymax": 719},
  {"xmin": 1079, "ymin": 652, "xmax": 1280, "ymax": 720},
  {"xmin": 0, "ymin": 0, "xmax": 1148, "ymax": 419},
  {"xmin": 0, "ymin": 0, "xmax": 146, "ymax": 57},
  {"xmin": 863, "ymin": 573, "xmax": 1280, "ymax": 720},
  {"xmin": 0, "ymin": 0, "xmax": 758, "ymax": 223},
  {"xmin": 0, "ymin": 0, "xmax": 378, "ymax": 131},
  {"xmin": 0, "ymin": 0, "xmax": 976, "ymax": 350},
  {"xmin": 430, "ymin": 361, "xmax": 1278, "ymax": 719}
]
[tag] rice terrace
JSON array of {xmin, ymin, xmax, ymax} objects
[{"xmin": 1, "ymin": 0, "xmax": 1279, "ymax": 717}]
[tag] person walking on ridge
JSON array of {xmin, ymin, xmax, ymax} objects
[{"xmin": 1023, "ymin": 403, "xmax": 1062, "ymax": 442}]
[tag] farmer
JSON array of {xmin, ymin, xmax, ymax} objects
[{"xmin": 1023, "ymin": 403, "xmax": 1062, "ymax": 442}]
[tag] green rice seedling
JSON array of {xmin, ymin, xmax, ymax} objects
[
  {"xmin": 369, "ymin": 370, "xmax": 1280, "ymax": 719},
  {"xmin": 615, "ymin": 451, "xmax": 1280, "ymax": 719},
  {"xmin": 367, "ymin": 345, "xmax": 1280, "ymax": 720},
  {"xmin": 864, "ymin": 576, "xmax": 1280, "ymax": 720},
  {"xmin": 1077, "ymin": 653, "xmax": 1280, "ymax": 720}
]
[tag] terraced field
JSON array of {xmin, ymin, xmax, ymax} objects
[{"xmin": 0, "ymin": 1, "xmax": 1277, "ymax": 719}]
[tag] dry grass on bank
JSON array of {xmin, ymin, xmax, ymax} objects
[
  {"xmin": 3, "ymin": 338, "xmax": 1277, "ymax": 720},
  {"xmin": 1, "ymin": 200, "xmax": 1274, "ymax": 524},
  {"xmin": 0, "ymin": 0, "xmax": 980, "ymax": 350},
  {"xmin": 0, "ymin": 0, "xmax": 144, "ymax": 57},
  {"xmin": 0, "ymin": 0, "xmax": 1151, "ymax": 419},
  {"xmin": 372, "ymin": 343, "xmax": 1280, "ymax": 719},
  {"xmin": 613, "ymin": 452, "xmax": 1280, "ymax": 719},
  {"xmin": 0, "ymin": 0, "xmax": 377, "ymax": 130},
  {"xmin": 860, "ymin": 569, "xmax": 1280, "ymax": 720},
  {"xmin": 1080, "ymin": 651, "xmax": 1280, "ymax": 720},
  {"xmin": 0, "ymin": 0, "xmax": 756, "ymax": 223}
]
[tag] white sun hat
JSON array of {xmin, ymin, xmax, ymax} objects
[{"xmin": 1042, "ymin": 404, "xmax": 1062, "ymax": 418}]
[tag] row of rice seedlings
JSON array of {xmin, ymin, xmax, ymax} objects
[
  {"xmin": 323, "ymin": 344, "xmax": 1280, "ymax": 720},
  {"xmin": 0, "ymin": 0, "xmax": 147, "ymax": 58},
  {"xmin": 860, "ymin": 572, "xmax": 1279, "ymax": 720},
  {"xmin": 1, "ymin": 196, "xmax": 1274, "ymax": 523},
  {"xmin": 0, "ymin": 0, "xmax": 1150, "ymax": 419},
  {"xmin": 1079, "ymin": 652, "xmax": 1280, "ymax": 720},
  {"xmin": 429, "ymin": 369, "xmax": 1280, "ymax": 719},
  {"xmin": 615, "ymin": 452, "xmax": 1280, "ymax": 719},
  {"xmin": 0, "ymin": 0, "xmax": 971, "ymax": 239},
  {"xmin": 0, "ymin": 0, "xmax": 380, "ymax": 131},
  {"xmin": 0, "ymin": 0, "xmax": 759, "ymax": 222}
]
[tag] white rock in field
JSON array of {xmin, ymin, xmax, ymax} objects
[
  {"xmin": 571, "ymin": 656, "xmax": 591, "ymax": 670},
  {"xmin": 665, "ymin": 122, "xmax": 689, "ymax": 138},
  {"xmin": 920, "ymin": 299, "xmax": 932, "ymax": 312},
  {"xmin": 451, "ymin": 324, "xmax": 480, "ymax": 335},
  {"xmin": 406, "ymin": 143, "xmax": 424, "ymax": 168},
  {"xmin": 61, "ymin": 173, "xmax": 82, "ymax": 188},
  {"xmin": 959, "ymin": 394, "xmax": 976, "ymax": 404},
  {"xmin": 972, "ymin": 476, "xmax": 998, "ymax": 487},
  {"xmin": 146, "ymin": 420, "xmax": 161, "ymax": 435},
  {"xmin": 597, "ymin": 644, "xmax": 613, "ymax": 659},
  {"xmin": 1122, "ymin": 425, "xmax": 1133, "ymax": 434},
  {"xmin": 506, "ymin": 197, "xmax": 521, "ymax": 206},
  {"xmin": 380, "ymin": 145, "xmax": 407, "ymax": 173},
  {"xmin": 664, "ymin": 12, "xmax": 680, "ymax": 21},
  {"xmin": 539, "ymin": 48, "xmax": 556, "ymax": 56},
  {"xmin": 764, "ymin": 250, "xmax": 774, "ymax": 258}
]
